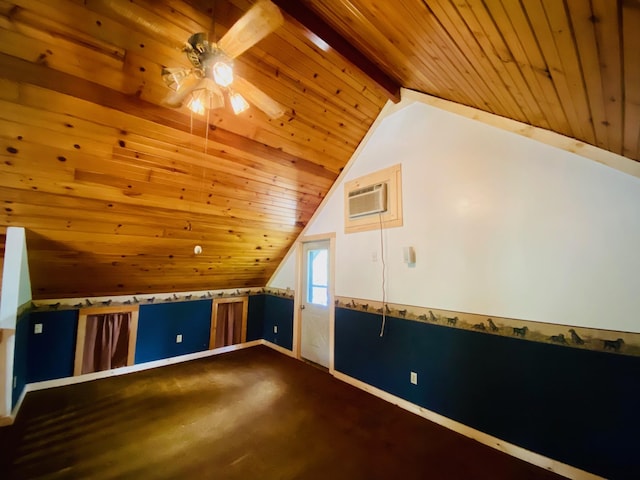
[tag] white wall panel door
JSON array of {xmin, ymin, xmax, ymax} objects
[{"xmin": 300, "ymin": 240, "xmax": 331, "ymax": 367}]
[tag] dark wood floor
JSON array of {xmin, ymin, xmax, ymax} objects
[{"xmin": 0, "ymin": 346, "xmax": 565, "ymax": 479}]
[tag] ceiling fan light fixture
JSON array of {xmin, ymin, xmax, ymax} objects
[
  {"xmin": 187, "ymin": 85, "xmax": 225, "ymax": 116},
  {"xmin": 212, "ymin": 60, "xmax": 234, "ymax": 87},
  {"xmin": 163, "ymin": 2, "xmax": 285, "ymax": 118},
  {"xmin": 230, "ymin": 91, "xmax": 250, "ymax": 115},
  {"xmin": 161, "ymin": 67, "xmax": 190, "ymax": 91},
  {"xmin": 187, "ymin": 94, "xmax": 206, "ymax": 116},
  {"xmin": 205, "ymin": 87, "xmax": 225, "ymax": 111}
]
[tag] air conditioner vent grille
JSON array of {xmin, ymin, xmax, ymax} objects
[
  {"xmin": 347, "ymin": 182, "xmax": 387, "ymax": 218},
  {"xmin": 349, "ymin": 185, "xmax": 377, "ymax": 197}
]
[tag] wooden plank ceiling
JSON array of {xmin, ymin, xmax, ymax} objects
[{"xmin": 0, "ymin": 0, "xmax": 638, "ymax": 299}]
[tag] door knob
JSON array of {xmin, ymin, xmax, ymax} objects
[{"xmin": 300, "ymin": 304, "xmax": 306, "ymax": 310}]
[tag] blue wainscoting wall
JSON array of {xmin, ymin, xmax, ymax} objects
[
  {"xmin": 247, "ymin": 295, "xmax": 265, "ymax": 342},
  {"xmin": 135, "ymin": 300, "xmax": 212, "ymax": 364},
  {"xmin": 263, "ymin": 295, "xmax": 294, "ymax": 350},
  {"xmin": 27, "ymin": 309, "xmax": 78, "ymax": 383},
  {"xmin": 12, "ymin": 311, "xmax": 30, "ymax": 408},
  {"xmin": 13, "ymin": 294, "xmax": 290, "ymax": 405},
  {"xmin": 334, "ymin": 308, "xmax": 640, "ymax": 480}
]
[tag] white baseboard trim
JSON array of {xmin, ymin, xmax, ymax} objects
[
  {"xmin": 332, "ymin": 370, "xmax": 602, "ymax": 480},
  {"xmin": 24, "ymin": 340, "xmax": 262, "ymax": 393},
  {"xmin": 10, "ymin": 385, "xmax": 28, "ymax": 419},
  {"xmin": 261, "ymin": 340, "xmax": 296, "ymax": 358},
  {"xmin": 0, "ymin": 385, "xmax": 28, "ymax": 427}
]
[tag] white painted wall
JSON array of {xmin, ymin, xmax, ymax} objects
[
  {"xmin": 271, "ymin": 97, "xmax": 640, "ymax": 333},
  {"xmin": 269, "ymin": 249, "xmax": 297, "ymax": 290},
  {"xmin": 0, "ymin": 227, "xmax": 31, "ymax": 329},
  {"xmin": 0, "ymin": 227, "xmax": 32, "ymax": 417}
]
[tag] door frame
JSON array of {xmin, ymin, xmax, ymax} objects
[
  {"xmin": 294, "ymin": 233, "xmax": 336, "ymax": 372},
  {"xmin": 74, "ymin": 305, "xmax": 139, "ymax": 376}
]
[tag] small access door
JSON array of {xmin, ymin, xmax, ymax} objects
[
  {"xmin": 74, "ymin": 306, "xmax": 139, "ymax": 376},
  {"xmin": 210, "ymin": 297, "xmax": 248, "ymax": 349},
  {"xmin": 300, "ymin": 239, "xmax": 331, "ymax": 368}
]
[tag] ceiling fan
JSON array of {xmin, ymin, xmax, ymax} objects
[{"xmin": 162, "ymin": 0, "xmax": 285, "ymax": 119}]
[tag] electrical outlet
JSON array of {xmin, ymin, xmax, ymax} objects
[
  {"xmin": 273, "ymin": 325, "xmax": 278, "ymax": 334},
  {"xmin": 34, "ymin": 323, "xmax": 43, "ymax": 334},
  {"xmin": 176, "ymin": 334, "xmax": 183, "ymax": 343},
  {"xmin": 13, "ymin": 376, "xmax": 17, "ymax": 389},
  {"xmin": 410, "ymin": 371, "xmax": 418, "ymax": 385}
]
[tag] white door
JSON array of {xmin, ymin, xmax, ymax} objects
[{"xmin": 300, "ymin": 240, "xmax": 331, "ymax": 368}]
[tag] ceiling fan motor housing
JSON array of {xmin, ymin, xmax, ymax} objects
[{"xmin": 185, "ymin": 33, "xmax": 234, "ymax": 87}]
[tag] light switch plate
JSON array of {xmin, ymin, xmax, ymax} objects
[
  {"xmin": 34, "ymin": 323, "xmax": 43, "ymax": 334},
  {"xmin": 176, "ymin": 334, "xmax": 183, "ymax": 343}
]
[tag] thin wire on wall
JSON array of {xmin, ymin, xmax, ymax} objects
[{"xmin": 379, "ymin": 212, "xmax": 386, "ymax": 337}]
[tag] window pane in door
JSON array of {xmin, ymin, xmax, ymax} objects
[
  {"xmin": 307, "ymin": 248, "xmax": 328, "ymax": 306},
  {"xmin": 311, "ymin": 287, "xmax": 328, "ymax": 306}
]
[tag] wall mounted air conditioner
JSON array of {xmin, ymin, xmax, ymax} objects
[{"xmin": 347, "ymin": 182, "xmax": 387, "ymax": 219}]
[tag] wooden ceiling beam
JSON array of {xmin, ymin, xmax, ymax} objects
[{"xmin": 271, "ymin": 0, "xmax": 401, "ymax": 103}]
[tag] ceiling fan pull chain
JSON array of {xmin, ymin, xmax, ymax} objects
[{"xmin": 205, "ymin": 109, "xmax": 210, "ymax": 156}]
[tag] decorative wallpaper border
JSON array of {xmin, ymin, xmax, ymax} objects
[
  {"xmin": 29, "ymin": 289, "xmax": 638, "ymax": 357},
  {"xmin": 336, "ymin": 296, "xmax": 640, "ymax": 358},
  {"xmin": 264, "ymin": 287, "xmax": 295, "ymax": 299},
  {"xmin": 29, "ymin": 288, "xmax": 266, "ymax": 312}
]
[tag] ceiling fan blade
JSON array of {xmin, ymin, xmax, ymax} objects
[
  {"xmin": 163, "ymin": 75, "xmax": 206, "ymax": 108},
  {"xmin": 234, "ymin": 76, "xmax": 285, "ymax": 119},
  {"xmin": 218, "ymin": 0, "xmax": 284, "ymax": 59}
]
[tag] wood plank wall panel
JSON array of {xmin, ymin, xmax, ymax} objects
[
  {"xmin": 304, "ymin": 0, "xmax": 640, "ymax": 162},
  {"xmin": 0, "ymin": 0, "xmax": 388, "ymax": 298},
  {"xmin": 0, "ymin": 231, "xmax": 4, "ymax": 294},
  {"xmin": 622, "ymin": 0, "xmax": 640, "ymax": 159}
]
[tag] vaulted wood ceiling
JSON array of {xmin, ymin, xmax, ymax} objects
[{"xmin": 0, "ymin": 0, "xmax": 638, "ymax": 299}]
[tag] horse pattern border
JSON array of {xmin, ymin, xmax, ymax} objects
[
  {"xmin": 27, "ymin": 288, "xmax": 638, "ymax": 357},
  {"xmin": 334, "ymin": 296, "xmax": 640, "ymax": 357},
  {"xmin": 28, "ymin": 287, "xmax": 269, "ymax": 313}
]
